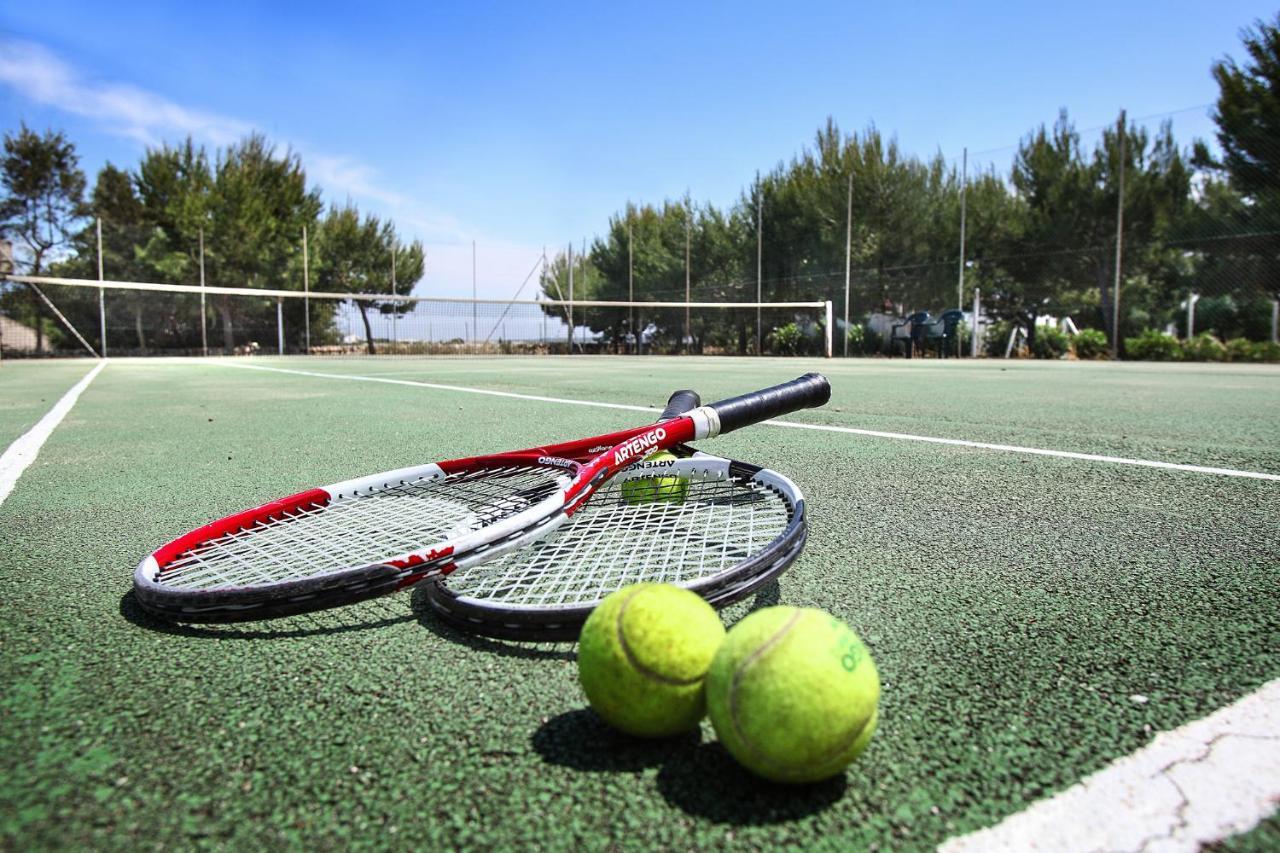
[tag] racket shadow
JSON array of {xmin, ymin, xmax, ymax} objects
[
  {"xmin": 408, "ymin": 586, "xmax": 577, "ymax": 661},
  {"xmin": 118, "ymin": 590, "xmax": 416, "ymax": 640}
]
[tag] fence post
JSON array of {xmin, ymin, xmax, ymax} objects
[
  {"xmin": 1111, "ymin": 109, "xmax": 1126, "ymax": 358},
  {"xmin": 1186, "ymin": 292, "xmax": 1199, "ymax": 339},
  {"xmin": 199, "ymin": 227, "xmax": 208, "ymax": 356},
  {"xmin": 971, "ymin": 287, "xmax": 981, "ymax": 357},
  {"xmin": 1272, "ymin": 299, "xmax": 1278, "ymax": 344},
  {"xmin": 302, "ymin": 225, "xmax": 309, "ymax": 355}
]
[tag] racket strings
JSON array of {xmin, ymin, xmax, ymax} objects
[
  {"xmin": 439, "ymin": 475, "xmax": 794, "ymax": 608},
  {"xmin": 156, "ymin": 465, "xmax": 566, "ymax": 589}
]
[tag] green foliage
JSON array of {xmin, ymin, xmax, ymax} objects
[
  {"xmin": 1180, "ymin": 333, "xmax": 1227, "ymax": 362},
  {"xmin": 1031, "ymin": 325, "xmax": 1070, "ymax": 359},
  {"xmin": 767, "ymin": 322, "xmax": 805, "ymax": 356},
  {"xmin": 1070, "ymin": 328, "xmax": 1110, "ymax": 359},
  {"xmin": 1225, "ymin": 337, "xmax": 1280, "ymax": 362},
  {"xmin": 1124, "ymin": 329, "xmax": 1182, "ymax": 361}
]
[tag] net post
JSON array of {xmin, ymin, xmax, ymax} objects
[
  {"xmin": 824, "ymin": 301, "xmax": 833, "ymax": 358},
  {"xmin": 755, "ymin": 171, "xmax": 763, "ymax": 356},
  {"xmin": 199, "ymin": 227, "xmax": 208, "ymax": 356},
  {"xmin": 276, "ymin": 297, "xmax": 284, "ymax": 355},
  {"xmin": 301, "ymin": 225, "xmax": 310, "ymax": 355},
  {"xmin": 96, "ymin": 216, "xmax": 106, "ymax": 357}
]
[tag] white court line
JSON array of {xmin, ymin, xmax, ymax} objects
[
  {"xmin": 939, "ymin": 678, "xmax": 1280, "ymax": 852},
  {"xmin": 0, "ymin": 360, "xmax": 106, "ymax": 507},
  {"xmin": 212, "ymin": 362, "xmax": 1280, "ymax": 482}
]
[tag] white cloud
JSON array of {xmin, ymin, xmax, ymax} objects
[
  {"xmin": 0, "ymin": 38, "xmax": 252, "ymax": 146},
  {"xmin": 0, "ymin": 36, "xmax": 545, "ymax": 299}
]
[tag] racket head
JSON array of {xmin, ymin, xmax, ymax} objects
[
  {"xmin": 420, "ymin": 389, "xmax": 808, "ymax": 641},
  {"xmin": 420, "ymin": 452, "xmax": 807, "ymax": 641}
]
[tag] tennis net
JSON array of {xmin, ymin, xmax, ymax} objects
[{"xmin": 1, "ymin": 275, "xmax": 833, "ymax": 358}]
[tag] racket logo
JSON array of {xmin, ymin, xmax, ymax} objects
[
  {"xmin": 611, "ymin": 427, "xmax": 667, "ymax": 466},
  {"xmin": 537, "ymin": 456, "xmax": 576, "ymax": 469}
]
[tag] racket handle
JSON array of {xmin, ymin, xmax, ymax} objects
[
  {"xmin": 708, "ymin": 373, "xmax": 831, "ymax": 435},
  {"xmin": 659, "ymin": 389, "xmax": 701, "ymax": 421}
]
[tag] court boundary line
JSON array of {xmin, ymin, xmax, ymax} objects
[
  {"xmin": 0, "ymin": 360, "xmax": 107, "ymax": 508},
  {"xmin": 939, "ymin": 678, "xmax": 1280, "ymax": 852},
  {"xmin": 211, "ymin": 362, "xmax": 1280, "ymax": 482}
]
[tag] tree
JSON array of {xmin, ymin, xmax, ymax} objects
[
  {"xmin": 1194, "ymin": 15, "xmax": 1280, "ymax": 310},
  {"xmin": 313, "ymin": 203, "xmax": 423, "ymax": 354},
  {"xmin": 0, "ymin": 125, "xmax": 87, "ymax": 351}
]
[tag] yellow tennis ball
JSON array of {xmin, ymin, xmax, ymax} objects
[
  {"xmin": 619, "ymin": 450, "xmax": 689, "ymax": 504},
  {"xmin": 577, "ymin": 583, "xmax": 726, "ymax": 738},
  {"xmin": 706, "ymin": 607, "xmax": 880, "ymax": 783}
]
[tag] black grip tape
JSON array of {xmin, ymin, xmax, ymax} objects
[
  {"xmin": 658, "ymin": 389, "xmax": 701, "ymax": 421},
  {"xmin": 708, "ymin": 373, "xmax": 831, "ymax": 434}
]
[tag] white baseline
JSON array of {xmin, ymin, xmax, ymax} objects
[
  {"xmin": 211, "ymin": 361, "xmax": 1280, "ymax": 483},
  {"xmin": 0, "ymin": 360, "xmax": 106, "ymax": 508}
]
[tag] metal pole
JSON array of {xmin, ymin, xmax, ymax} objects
[
  {"xmin": 391, "ymin": 243, "xmax": 397, "ymax": 351},
  {"xmin": 276, "ymin": 298, "xmax": 284, "ymax": 355},
  {"xmin": 756, "ymin": 171, "xmax": 762, "ymax": 355},
  {"xmin": 567, "ymin": 241, "xmax": 574, "ymax": 353},
  {"xmin": 957, "ymin": 147, "xmax": 968, "ymax": 358},
  {"xmin": 843, "ymin": 171, "xmax": 853, "ymax": 357},
  {"xmin": 1272, "ymin": 299, "xmax": 1279, "ymax": 343},
  {"xmin": 971, "ymin": 287, "xmax": 981, "ymax": 357},
  {"xmin": 582, "ymin": 237, "xmax": 587, "ymax": 349},
  {"xmin": 824, "ymin": 301, "xmax": 833, "ymax": 357},
  {"xmin": 301, "ymin": 225, "xmax": 309, "ymax": 355},
  {"xmin": 1187, "ymin": 292, "xmax": 1198, "ymax": 338},
  {"xmin": 96, "ymin": 216, "xmax": 106, "ymax": 357},
  {"xmin": 471, "ymin": 240, "xmax": 477, "ymax": 348},
  {"xmin": 628, "ymin": 217, "xmax": 635, "ymax": 353},
  {"xmin": 684, "ymin": 208, "xmax": 691, "ymax": 353},
  {"xmin": 1112, "ymin": 110, "xmax": 1126, "ymax": 358}
]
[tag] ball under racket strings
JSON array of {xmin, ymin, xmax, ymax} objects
[
  {"xmin": 134, "ymin": 373, "xmax": 829, "ymax": 623},
  {"xmin": 423, "ymin": 390, "xmax": 808, "ymax": 641}
]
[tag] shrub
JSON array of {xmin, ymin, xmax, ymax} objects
[
  {"xmin": 1031, "ymin": 326, "xmax": 1070, "ymax": 359},
  {"xmin": 768, "ymin": 322, "xmax": 804, "ymax": 356},
  {"xmin": 1124, "ymin": 330, "xmax": 1182, "ymax": 361},
  {"xmin": 1071, "ymin": 328, "xmax": 1109, "ymax": 360},
  {"xmin": 1225, "ymin": 338, "xmax": 1254, "ymax": 362},
  {"xmin": 1180, "ymin": 333, "xmax": 1227, "ymax": 362},
  {"xmin": 845, "ymin": 323, "xmax": 864, "ymax": 353},
  {"xmin": 1254, "ymin": 341, "xmax": 1280, "ymax": 363}
]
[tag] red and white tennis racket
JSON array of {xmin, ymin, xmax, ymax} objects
[{"xmin": 133, "ymin": 373, "xmax": 829, "ymax": 622}]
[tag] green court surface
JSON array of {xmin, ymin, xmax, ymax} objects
[{"xmin": 1, "ymin": 356, "xmax": 1277, "ymax": 849}]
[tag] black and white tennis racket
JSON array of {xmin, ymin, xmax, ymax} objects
[
  {"xmin": 133, "ymin": 373, "xmax": 829, "ymax": 622},
  {"xmin": 421, "ymin": 390, "xmax": 808, "ymax": 640}
]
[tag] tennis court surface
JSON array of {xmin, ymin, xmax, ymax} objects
[{"xmin": 2, "ymin": 355, "xmax": 1278, "ymax": 849}]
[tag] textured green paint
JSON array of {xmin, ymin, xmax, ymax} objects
[
  {"xmin": 1, "ymin": 357, "xmax": 1277, "ymax": 848},
  {"xmin": 0, "ymin": 359, "xmax": 99, "ymax": 449}
]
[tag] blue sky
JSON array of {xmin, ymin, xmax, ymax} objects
[{"xmin": 0, "ymin": 1, "xmax": 1274, "ymax": 297}]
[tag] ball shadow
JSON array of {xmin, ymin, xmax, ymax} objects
[
  {"xmin": 531, "ymin": 709, "xmax": 701, "ymax": 773},
  {"xmin": 655, "ymin": 741, "xmax": 847, "ymax": 824}
]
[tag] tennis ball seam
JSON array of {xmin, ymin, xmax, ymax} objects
[
  {"xmin": 726, "ymin": 610, "xmax": 875, "ymax": 779},
  {"xmin": 615, "ymin": 588, "xmax": 704, "ymax": 688}
]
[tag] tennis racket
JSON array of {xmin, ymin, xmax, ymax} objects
[
  {"xmin": 133, "ymin": 373, "xmax": 829, "ymax": 623},
  {"xmin": 420, "ymin": 389, "xmax": 808, "ymax": 641}
]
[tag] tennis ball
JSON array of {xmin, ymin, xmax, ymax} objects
[
  {"xmin": 620, "ymin": 451, "xmax": 689, "ymax": 504},
  {"xmin": 577, "ymin": 583, "xmax": 726, "ymax": 738},
  {"xmin": 706, "ymin": 607, "xmax": 880, "ymax": 784}
]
